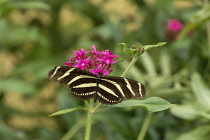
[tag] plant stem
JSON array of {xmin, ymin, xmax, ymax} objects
[
  {"xmin": 137, "ymin": 113, "xmax": 152, "ymax": 140},
  {"xmin": 121, "ymin": 57, "xmax": 138, "ymax": 77},
  {"xmin": 61, "ymin": 119, "xmax": 85, "ymax": 140},
  {"xmin": 203, "ymin": 0, "xmax": 210, "ymax": 73},
  {"xmin": 84, "ymin": 56, "xmax": 139, "ymax": 139},
  {"xmin": 85, "ymin": 111, "xmax": 93, "ymax": 140},
  {"xmin": 85, "ymin": 100, "xmax": 94, "ymax": 140},
  {"xmin": 205, "ymin": 0, "xmax": 210, "ymax": 57}
]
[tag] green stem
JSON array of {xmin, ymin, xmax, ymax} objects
[
  {"xmin": 121, "ymin": 57, "xmax": 138, "ymax": 77},
  {"xmin": 207, "ymin": 21, "xmax": 210, "ymax": 56},
  {"xmin": 61, "ymin": 119, "xmax": 85, "ymax": 140},
  {"xmin": 94, "ymin": 102, "xmax": 102, "ymax": 112},
  {"xmin": 203, "ymin": 0, "xmax": 210, "ymax": 73},
  {"xmin": 205, "ymin": 0, "xmax": 210, "ymax": 58},
  {"xmin": 85, "ymin": 111, "xmax": 93, "ymax": 140},
  {"xmin": 84, "ymin": 56, "xmax": 139, "ymax": 139},
  {"xmin": 85, "ymin": 100, "xmax": 94, "ymax": 140},
  {"xmin": 137, "ymin": 113, "xmax": 152, "ymax": 140}
]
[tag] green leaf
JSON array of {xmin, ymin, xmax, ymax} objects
[
  {"xmin": 143, "ymin": 42, "xmax": 167, "ymax": 51},
  {"xmin": 178, "ymin": 5, "xmax": 210, "ymax": 40},
  {"xmin": 0, "ymin": 79, "xmax": 37, "ymax": 95},
  {"xmin": 177, "ymin": 125, "xmax": 210, "ymax": 140},
  {"xmin": 108, "ymin": 97, "xmax": 174, "ymax": 113},
  {"xmin": 49, "ymin": 107, "xmax": 84, "ymax": 116},
  {"xmin": 7, "ymin": 1, "xmax": 50, "ymax": 10},
  {"xmin": 172, "ymin": 105, "xmax": 210, "ymax": 120},
  {"xmin": 140, "ymin": 53, "xmax": 157, "ymax": 76},
  {"xmin": 170, "ymin": 105, "xmax": 199, "ymax": 120},
  {"xmin": 192, "ymin": 73, "xmax": 210, "ymax": 112},
  {"xmin": 159, "ymin": 49, "xmax": 171, "ymax": 76}
]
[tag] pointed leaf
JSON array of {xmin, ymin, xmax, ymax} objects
[
  {"xmin": 108, "ymin": 97, "xmax": 174, "ymax": 113},
  {"xmin": 192, "ymin": 73, "xmax": 210, "ymax": 111},
  {"xmin": 160, "ymin": 49, "xmax": 171, "ymax": 76},
  {"xmin": 144, "ymin": 42, "xmax": 167, "ymax": 51},
  {"xmin": 178, "ymin": 5, "xmax": 210, "ymax": 40},
  {"xmin": 49, "ymin": 107, "xmax": 84, "ymax": 116},
  {"xmin": 7, "ymin": 1, "xmax": 50, "ymax": 10},
  {"xmin": 171, "ymin": 104, "xmax": 210, "ymax": 120},
  {"xmin": 0, "ymin": 78, "xmax": 36, "ymax": 95},
  {"xmin": 170, "ymin": 105, "xmax": 199, "ymax": 120},
  {"xmin": 141, "ymin": 53, "xmax": 157, "ymax": 76},
  {"xmin": 177, "ymin": 125, "xmax": 210, "ymax": 140}
]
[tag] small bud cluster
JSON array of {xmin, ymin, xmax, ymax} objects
[{"xmin": 120, "ymin": 43, "xmax": 145, "ymax": 57}]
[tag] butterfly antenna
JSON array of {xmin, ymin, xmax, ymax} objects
[{"xmin": 113, "ymin": 60, "xmax": 124, "ymax": 65}]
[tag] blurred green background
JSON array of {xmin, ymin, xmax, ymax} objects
[{"xmin": 1, "ymin": 0, "xmax": 210, "ymax": 140}]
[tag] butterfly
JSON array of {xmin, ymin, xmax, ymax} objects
[{"xmin": 48, "ymin": 66, "xmax": 146, "ymax": 105}]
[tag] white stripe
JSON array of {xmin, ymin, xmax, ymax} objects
[
  {"xmin": 57, "ymin": 68, "xmax": 75, "ymax": 80},
  {"xmin": 67, "ymin": 75, "xmax": 96, "ymax": 85},
  {"xmin": 73, "ymin": 83, "xmax": 96, "ymax": 88},
  {"xmin": 72, "ymin": 91, "xmax": 95, "ymax": 96},
  {"xmin": 97, "ymin": 92, "xmax": 110, "ymax": 101},
  {"xmin": 50, "ymin": 66, "xmax": 60, "ymax": 78},
  {"xmin": 102, "ymin": 79, "xmax": 125, "ymax": 97},
  {"xmin": 124, "ymin": 78, "xmax": 136, "ymax": 96},
  {"xmin": 97, "ymin": 92, "xmax": 121, "ymax": 102},
  {"xmin": 98, "ymin": 84, "xmax": 118, "ymax": 97},
  {"xmin": 138, "ymin": 83, "xmax": 143, "ymax": 97}
]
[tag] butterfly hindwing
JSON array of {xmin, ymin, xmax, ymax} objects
[{"xmin": 101, "ymin": 76, "xmax": 146, "ymax": 100}]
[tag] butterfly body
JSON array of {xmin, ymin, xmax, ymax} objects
[{"xmin": 48, "ymin": 66, "xmax": 146, "ymax": 105}]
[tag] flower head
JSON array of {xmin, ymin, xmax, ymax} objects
[
  {"xmin": 165, "ymin": 19, "xmax": 185, "ymax": 41},
  {"xmin": 167, "ymin": 19, "xmax": 183, "ymax": 33},
  {"xmin": 64, "ymin": 45, "xmax": 119, "ymax": 76}
]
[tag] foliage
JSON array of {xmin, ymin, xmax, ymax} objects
[{"xmin": 0, "ymin": 0, "xmax": 210, "ymax": 140}]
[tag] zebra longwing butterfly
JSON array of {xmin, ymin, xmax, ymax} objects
[{"xmin": 48, "ymin": 66, "xmax": 146, "ymax": 105}]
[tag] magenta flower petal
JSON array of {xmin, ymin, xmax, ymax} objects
[
  {"xmin": 73, "ymin": 48, "xmax": 88, "ymax": 58},
  {"xmin": 101, "ymin": 71, "xmax": 110, "ymax": 75},
  {"xmin": 98, "ymin": 57, "xmax": 116, "ymax": 64},
  {"xmin": 74, "ymin": 57, "xmax": 90, "ymax": 70},
  {"xmin": 89, "ymin": 69, "xmax": 98, "ymax": 75},
  {"xmin": 89, "ymin": 64, "xmax": 110, "ymax": 76},
  {"xmin": 101, "ymin": 50, "xmax": 119, "ymax": 59}
]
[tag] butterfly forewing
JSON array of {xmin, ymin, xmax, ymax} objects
[
  {"xmin": 49, "ymin": 66, "xmax": 97, "ymax": 100},
  {"xmin": 48, "ymin": 66, "xmax": 146, "ymax": 105}
]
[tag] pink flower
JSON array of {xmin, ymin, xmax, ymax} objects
[
  {"xmin": 98, "ymin": 57, "xmax": 116, "ymax": 64},
  {"xmin": 167, "ymin": 19, "xmax": 183, "ymax": 33},
  {"xmin": 74, "ymin": 57, "xmax": 90, "ymax": 70},
  {"xmin": 88, "ymin": 45, "xmax": 98, "ymax": 55},
  {"xmin": 165, "ymin": 19, "xmax": 194, "ymax": 41},
  {"xmin": 165, "ymin": 19, "xmax": 185, "ymax": 41},
  {"xmin": 64, "ymin": 45, "xmax": 118, "ymax": 76},
  {"xmin": 101, "ymin": 50, "xmax": 119, "ymax": 59},
  {"xmin": 90, "ymin": 64, "xmax": 110, "ymax": 76},
  {"xmin": 73, "ymin": 48, "xmax": 88, "ymax": 59}
]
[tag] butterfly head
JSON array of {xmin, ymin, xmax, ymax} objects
[{"xmin": 97, "ymin": 72, "xmax": 103, "ymax": 77}]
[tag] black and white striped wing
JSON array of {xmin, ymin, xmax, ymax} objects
[
  {"xmin": 97, "ymin": 76, "xmax": 146, "ymax": 104},
  {"xmin": 48, "ymin": 66, "xmax": 146, "ymax": 105},
  {"xmin": 48, "ymin": 66, "xmax": 97, "ymax": 100}
]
